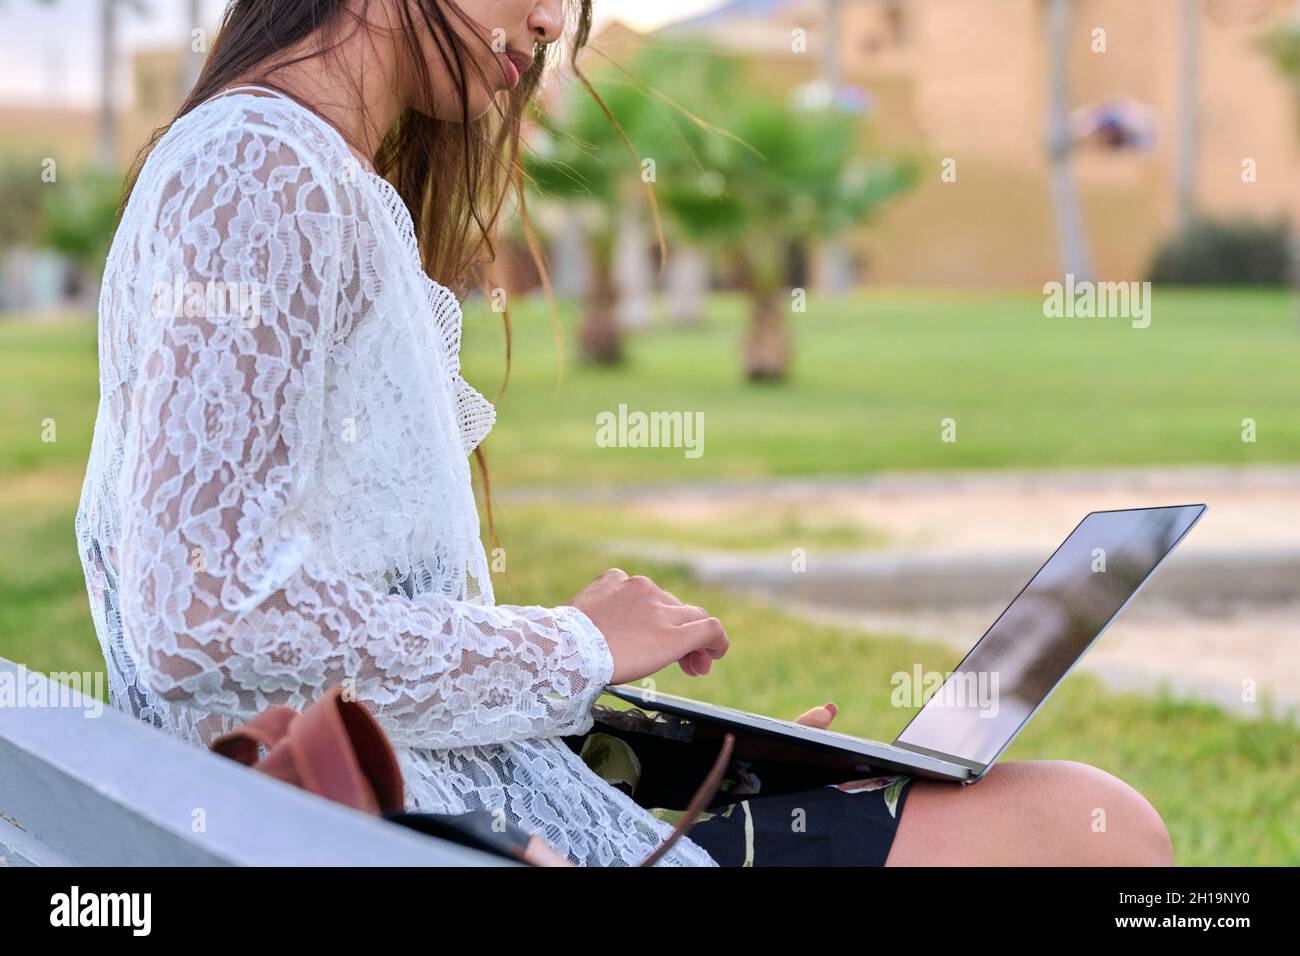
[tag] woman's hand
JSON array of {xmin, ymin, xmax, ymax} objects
[
  {"xmin": 793, "ymin": 703, "xmax": 839, "ymax": 729},
  {"xmin": 567, "ymin": 568, "xmax": 730, "ymax": 684}
]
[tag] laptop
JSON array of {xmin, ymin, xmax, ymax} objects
[{"xmin": 606, "ymin": 504, "xmax": 1206, "ymax": 784}]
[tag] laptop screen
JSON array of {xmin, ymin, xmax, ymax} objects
[{"xmin": 893, "ymin": 505, "xmax": 1205, "ymax": 769}]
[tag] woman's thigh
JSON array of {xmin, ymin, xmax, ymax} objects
[{"xmin": 885, "ymin": 760, "xmax": 1173, "ymax": 866}]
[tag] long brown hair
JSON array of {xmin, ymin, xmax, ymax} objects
[{"xmin": 120, "ymin": 0, "xmax": 598, "ymax": 543}]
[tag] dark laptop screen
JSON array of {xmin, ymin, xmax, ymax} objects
[{"xmin": 894, "ymin": 505, "xmax": 1205, "ymax": 768}]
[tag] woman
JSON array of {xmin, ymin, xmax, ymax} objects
[{"xmin": 75, "ymin": 0, "xmax": 1173, "ymax": 867}]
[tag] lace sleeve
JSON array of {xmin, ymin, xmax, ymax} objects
[{"xmin": 116, "ymin": 125, "xmax": 613, "ymax": 749}]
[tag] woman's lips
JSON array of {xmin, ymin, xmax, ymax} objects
[
  {"xmin": 500, "ymin": 54, "xmax": 519, "ymax": 89},
  {"xmin": 501, "ymin": 47, "xmax": 533, "ymax": 90}
]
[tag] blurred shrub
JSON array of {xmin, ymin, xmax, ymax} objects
[
  {"xmin": 1148, "ymin": 216, "xmax": 1294, "ymax": 286},
  {"xmin": 1260, "ymin": 23, "xmax": 1300, "ymax": 78},
  {"xmin": 1259, "ymin": 24, "xmax": 1300, "ymax": 130},
  {"xmin": 40, "ymin": 170, "xmax": 123, "ymax": 278},
  {"xmin": 0, "ymin": 158, "xmax": 47, "ymax": 250}
]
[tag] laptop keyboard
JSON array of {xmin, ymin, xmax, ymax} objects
[{"xmin": 616, "ymin": 689, "xmax": 891, "ymax": 748}]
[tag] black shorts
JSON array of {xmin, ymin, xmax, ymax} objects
[
  {"xmin": 576, "ymin": 723, "xmax": 914, "ymax": 868},
  {"xmin": 658, "ymin": 769, "xmax": 913, "ymax": 867}
]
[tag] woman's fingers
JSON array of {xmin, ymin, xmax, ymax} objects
[
  {"xmin": 793, "ymin": 703, "xmax": 838, "ymax": 729},
  {"xmin": 570, "ymin": 569, "xmax": 729, "ymax": 684},
  {"xmin": 679, "ymin": 649, "xmax": 713, "ymax": 677},
  {"xmin": 665, "ymin": 603, "xmax": 726, "ymax": 674},
  {"xmin": 676, "ymin": 615, "xmax": 729, "ymax": 662},
  {"xmin": 663, "ymin": 602, "xmax": 709, "ymax": 624}
]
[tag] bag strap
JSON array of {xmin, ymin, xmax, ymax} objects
[
  {"xmin": 210, "ymin": 706, "xmax": 299, "ymax": 766},
  {"xmin": 289, "ymin": 688, "xmax": 405, "ymax": 814},
  {"xmin": 637, "ymin": 732, "xmax": 734, "ymax": 867}
]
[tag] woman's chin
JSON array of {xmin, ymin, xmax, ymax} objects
[
  {"xmin": 470, "ymin": 86, "xmax": 510, "ymax": 119},
  {"xmin": 421, "ymin": 87, "xmax": 502, "ymax": 123}
]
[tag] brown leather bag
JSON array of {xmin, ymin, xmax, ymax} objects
[
  {"xmin": 210, "ymin": 686, "xmax": 405, "ymax": 815},
  {"xmin": 210, "ymin": 687, "xmax": 733, "ymax": 867}
]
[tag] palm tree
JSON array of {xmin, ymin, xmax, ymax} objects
[
  {"xmin": 524, "ymin": 55, "xmax": 674, "ymax": 364},
  {"xmin": 651, "ymin": 64, "xmax": 914, "ymax": 380},
  {"xmin": 524, "ymin": 47, "xmax": 775, "ymax": 364},
  {"xmin": 528, "ymin": 43, "xmax": 912, "ymax": 377}
]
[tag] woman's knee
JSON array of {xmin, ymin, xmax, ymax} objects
[
  {"xmin": 1031, "ymin": 760, "xmax": 1172, "ymax": 866},
  {"xmin": 888, "ymin": 760, "xmax": 1173, "ymax": 866}
]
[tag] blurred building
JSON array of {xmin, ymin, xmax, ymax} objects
[
  {"xmin": 131, "ymin": 45, "xmax": 190, "ymax": 131},
  {"xmin": 2, "ymin": 1, "xmax": 1296, "ymax": 297},
  {"xmin": 0, "ymin": 44, "xmax": 185, "ymax": 172},
  {"xmin": 630, "ymin": 0, "xmax": 1300, "ymax": 286}
]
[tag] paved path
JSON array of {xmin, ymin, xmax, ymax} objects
[{"xmin": 510, "ymin": 466, "xmax": 1300, "ymax": 718}]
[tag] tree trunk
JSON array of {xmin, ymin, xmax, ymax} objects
[
  {"xmin": 184, "ymin": 0, "xmax": 205, "ymax": 96},
  {"xmin": 96, "ymin": 0, "xmax": 116, "ymax": 173},
  {"xmin": 666, "ymin": 246, "xmax": 707, "ymax": 327},
  {"xmin": 1175, "ymin": 0, "xmax": 1201, "ymax": 232},
  {"xmin": 580, "ymin": 257, "xmax": 622, "ymax": 364},
  {"xmin": 1045, "ymin": 0, "xmax": 1093, "ymax": 281},
  {"xmin": 614, "ymin": 202, "xmax": 652, "ymax": 330},
  {"xmin": 744, "ymin": 286, "xmax": 790, "ymax": 381}
]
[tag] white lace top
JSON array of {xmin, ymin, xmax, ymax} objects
[{"xmin": 74, "ymin": 87, "xmax": 715, "ymax": 866}]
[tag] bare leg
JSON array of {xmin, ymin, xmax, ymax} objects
[{"xmin": 885, "ymin": 760, "xmax": 1174, "ymax": 866}]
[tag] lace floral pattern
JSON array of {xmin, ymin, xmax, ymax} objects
[{"xmin": 74, "ymin": 88, "xmax": 716, "ymax": 866}]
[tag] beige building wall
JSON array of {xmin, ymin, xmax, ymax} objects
[
  {"xmin": 0, "ymin": 46, "xmax": 184, "ymax": 174},
  {"xmin": 849, "ymin": 0, "xmax": 1299, "ymax": 285},
  {"xmin": 0, "ymin": 105, "xmax": 99, "ymax": 168},
  {"xmin": 656, "ymin": 0, "xmax": 1300, "ymax": 287},
  {"xmin": 4, "ymin": 3, "xmax": 1294, "ymax": 290}
]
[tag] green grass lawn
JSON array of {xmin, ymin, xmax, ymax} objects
[
  {"xmin": 1, "ymin": 288, "xmax": 1297, "ymax": 865},
  {"xmin": 460, "ymin": 286, "xmax": 1300, "ymax": 486}
]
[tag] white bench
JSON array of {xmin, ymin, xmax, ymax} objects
[{"xmin": 0, "ymin": 657, "xmax": 502, "ymax": 866}]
